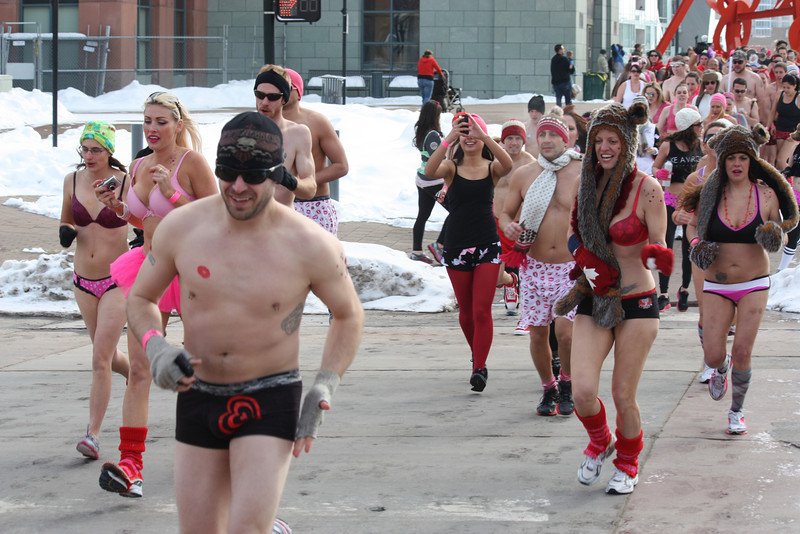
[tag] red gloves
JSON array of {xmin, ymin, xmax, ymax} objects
[
  {"xmin": 641, "ymin": 243, "xmax": 674, "ymax": 275},
  {"xmin": 568, "ymin": 235, "xmax": 619, "ymax": 295}
]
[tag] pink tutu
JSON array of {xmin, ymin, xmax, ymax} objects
[{"xmin": 110, "ymin": 248, "xmax": 181, "ymax": 314}]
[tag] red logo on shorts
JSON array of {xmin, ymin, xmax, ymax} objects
[
  {"xmin": 638, "ymin": 297, "xmax": 653, "ymax": 309},
  {"xmin": 218, "ymin": 395, "xmax": 262, "ymax": 435}
]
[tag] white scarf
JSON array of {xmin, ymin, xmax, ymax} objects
[{"xmin": 518, "ymin": 149, "xmax": 581, "ymax": 243}]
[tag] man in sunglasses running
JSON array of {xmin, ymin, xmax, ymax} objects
[
  {"xmin": 254, "ymin": 64, "xmax": 317, "ymax": 205},
  {"xmin": 721, "ymin": 50, "xmax": 765, "ymax": 101},
  {"xmin": 125, "ymin": 111, "xmax": 364, "ymax": 533}
]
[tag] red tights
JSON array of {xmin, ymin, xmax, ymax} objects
[{"xmin": 447, "ymin": 262, "xmax": 501, "ymax": 370}]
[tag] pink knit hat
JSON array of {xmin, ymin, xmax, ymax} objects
[
  {"xmin": 710, "ymin": 93, "xmax": 726, "ymax": 106},
  {"xmin": 285, "ymin": 68, "xmax": 304, "ymax": 99}
]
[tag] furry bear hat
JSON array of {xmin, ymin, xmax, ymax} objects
[
  {"xmin": 554, "ymin": 101, "xmax": 648, "ymax": 329},
  {"xmin": 688, "ymin": 124, "xmax": 799, "ymax": 269}
]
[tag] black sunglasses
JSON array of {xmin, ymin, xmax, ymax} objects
[
  {"xmin": 704, "ymin": 81, "xmax": 717, "ymax": 85},
  {"xmin": 630, "ymin": 69, "xmax": 641, "ymax": 74},
  {"xmin": 254, "ymin": 90, "xmax": 284, "ymax": 102},
  {"xmin": 734, "ymin": 89, "xmax": 747, "ymax": 93},
  {"xmin": 704, "ymin": 133, "xmax": 716, "ymax": 143},
  {"xmin": 732, "ymin": 60, "xmax": 744, "ymax": 64},
  {"xmin": 215, "ymin": 164, "xmax": 281, "ymax": 185}
]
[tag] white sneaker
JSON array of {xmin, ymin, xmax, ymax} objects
[
  {"xmin": 273, "ymin": 518, "xmax": 292, "ymax": 534},
  {"xmin": 698, "ymin": 364, "xmax": 714, "ymax": 384},
  {"xmin": 727, "ymin": 410, "xmax": 748, "ymax": 435},
  {"xmin": 577, "ymin": 439, "xmax": 615, "ymax": 486},
  {"xmin": 514, "ymin": 322, "xmax": 529, "ymax": 336},
  {"xmin": 709, "ymin": 354, "xmax": 731, "ymax": 401},
  {"xmin": 605, "ymin": 467, "xmax": 639, "ymax": 495}
]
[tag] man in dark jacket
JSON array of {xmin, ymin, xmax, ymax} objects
[{"xmin": 551, "ymin": 44, "xmax": 574, "ymax": 107}]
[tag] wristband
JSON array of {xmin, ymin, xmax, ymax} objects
[
  {"xmin": 117, "ymin": 202, "xmax": 130, "ymax": 221},
  {"xmin": 441, "ymin": 139, "xmax": 450, "ymax": 148},
  {"xmin": 142, "ymin": 329, "xmax": 164, "ymax": 350},
  {"xmin": 168, "ymin": 190, "xmax": 182, "ymax": 204},
  {"xmin": 690, "ymin": 237, "xmax": 700, "ymax": 247}
]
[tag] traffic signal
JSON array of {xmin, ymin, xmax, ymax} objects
[{"xmin": 276, "ymin": 0, "xmax": 321, "ymax": 23}]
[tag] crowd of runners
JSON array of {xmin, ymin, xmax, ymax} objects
[{"xmin": 54, "ymin": 39, "xmax": 800, "ymax": 532}]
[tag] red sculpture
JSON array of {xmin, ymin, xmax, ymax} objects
[{"xmin": 656, "ymin": 0, "xmax": 800, "ymax": 57}]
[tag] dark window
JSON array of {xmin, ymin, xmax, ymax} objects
[
  {"xmin": 363, "ymin": 0, "xmax": 419, "ymax": 72},
  {"xmin": 175, "ymin": 0, "xmax": 186, "ymax": 74},
  {"xmin": 137, "ymin": 0, "xmax": 151, "ymax": 74}
]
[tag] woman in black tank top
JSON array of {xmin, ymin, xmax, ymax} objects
[
  {"xmin": 424, "ymin": 111, "xmax": 513, "ymax": 393},
  {"xmin": 652, "ymin": 112, "xmax": 703, "ymax": 311},
  {"xmin": 767, "ymin": 73, "xmax": 800, "ymax": 171}
]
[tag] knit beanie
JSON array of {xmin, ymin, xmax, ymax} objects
[
  {"xmin": 536, "ymin": 116, "xmax": 569, "ymax": 144},
  {"xmin": 501, "ymin": 119, "xmax": 526, "ymax": 142}
]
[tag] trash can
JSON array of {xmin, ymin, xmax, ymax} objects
[
  {"xmin": 321, "ymin": 75, "xmax": 345, "ymax": 104},
  {"xmin": 583, "ymin": 72, "xmax": 607, "ymax": 101}
]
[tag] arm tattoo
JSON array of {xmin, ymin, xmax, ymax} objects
[
  {"xmin": 715, "ymin": 272, "xmax": 727, "ymax": 282},
  {"xmin": 147, "ymin": 253, "xmax": 155, "ymax": 266},
  {"xmin": 620, "ymin": 283, "xmax": 638, "ymax": 295},
  {"xmin": 280, "ymin": 301, "xmax": 304, "ymax": 335}
]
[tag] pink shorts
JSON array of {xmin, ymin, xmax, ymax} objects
[
  {"xmin": 294, "ymin": 197, "xmax": 338, "ymax": 236},
  {"xmin": 110, "ymin": 247, "xmax": 181, "ymax": 314},
  {"xmin": 519, "ymin": 258, "xmax": 577, "ymax": 327}
]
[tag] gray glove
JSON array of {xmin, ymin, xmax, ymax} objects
[
  {"xmin": 144, "ymin": 335, "xmax": 195, "ymax": 391},
  {"xmin": 296, "ymin": 370, "xmax": 341, "ymax": 439}
]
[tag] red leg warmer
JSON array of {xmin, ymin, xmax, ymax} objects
[
  {"xmin": 576, "ymin": 398, "xmax": 612, "ymax": 458},
  {"xmin": 612, "ymin": 428, "xmax": 644, "ymax": 477}
]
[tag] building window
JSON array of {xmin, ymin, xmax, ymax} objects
[
  {"xmin": 362, "ymin": 0, "xmax": 420, "ymax": 72},
  {"xmin": 175, "ymin": 0, "xmax": 186, "ymax": 74},
  {"xmin": 137, "ymin": 0, "xmax": 151, "ymax": 73}
]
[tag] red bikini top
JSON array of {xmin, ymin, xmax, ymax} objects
[{"xmin": 608, "ymin": 177, "xmax": 648, "ymax": 246}]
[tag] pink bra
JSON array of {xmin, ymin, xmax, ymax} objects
[{"xmin": 127, "ymin": 151, "xmax": 195, "ymax": 220}]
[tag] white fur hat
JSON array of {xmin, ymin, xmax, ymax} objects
[{"xmin": 675, "ymin": 107, "xmax": 702, "ymax": 132}]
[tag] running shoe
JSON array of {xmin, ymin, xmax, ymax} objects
[
  {"xmin": 504, "ymin": 272, "xmax": 519, "ymax": 316},
  {"xmin": 577, "ymin": 439, "xmax": 615, "ymax": 486},
  {"xmin": 410, "ymin": 252, "xmax": 433, "ymax": 264},
  {"xmin": 727, "ymin": 410, "xmax": 748, "ymax": 435},
  {"xmin": 470, "ymin": 368, "xmax": 488, "ymax": 392},
  {"xmin": 708, "ymin": 354, "xmax": 731, "ymax": 401},
  {"xmin": 677, "ymin": 288, "xmax": 689, "ymax": 312},
  {"xmin": 99, "ymin": 460, "xmax": 143, "ymax": 498},
  {"xmin": 427, "ymin": 242, "xmax": 444, "ymax": 264},
  {"xmin": 273, "ymin": 518, "xmax": 293, "ymax": 534},
  {"xmin": 605, "ymin": 468, "xmax": 639, "ymax": 495},
  {"xmin": 698, "ymin": 364, "xmax": 714, "ymax": 384},
  {"xmin": 557, "ymin": 380, "xmax": 574, "ymax": 415},
  {"xmin": 658, "ymin": 294, "xmax": 671, "ymax": 311},
  {"xmin": 536, "ymin": 386, "xmax": 559, "ymax": 416},
  {"xmin": 514, "ymin": 322, "xmax": 529, "ymax": 336},
  {"xmin": 76, "ymin": 432, "xmax": 99, "ymax": 460}
]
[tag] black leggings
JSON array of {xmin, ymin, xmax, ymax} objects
[
  {"xmin": 659, "ymin": 205, "xmax": 692, "ymax": 294},
  {"xmin": 413, "ymin": 184, "xmax": 446, "ymax": 251}
]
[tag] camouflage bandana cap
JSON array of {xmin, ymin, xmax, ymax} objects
[{"xmin": 216, "ymin": 112, "xmax": 284, "ymax": 170}]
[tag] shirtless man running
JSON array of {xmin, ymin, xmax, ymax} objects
[
  {"xmin": 524, "ymin": 95, "xmax": 546, "ymax": 157},
  {"xmin": 495, "ymin": 119, "xmax": 535, "ymax": 319},
  {"xmin": 499, "ymin": 115, "xmax": 581, "ymax": 416},
  {"xmin": 283, "ymin": 68, "xmax": 349, "ymax": 235},
  {"xmin": 661, "ymin": 56, "xmax": 688, "ymax": 102},
  {"xmin": 126, "ymin": 112, "xmax": 364, "ymax": 533},
  {"xmin": 254, "ymin": 64, "xmax": 317, "ymax": 205}
]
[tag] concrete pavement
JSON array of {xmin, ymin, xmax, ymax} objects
[{"xmin": 1, "ymin": 195, "xmax": 799, "ymax": 533}]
